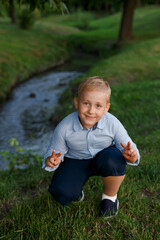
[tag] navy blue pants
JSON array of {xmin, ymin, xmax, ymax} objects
[{"xmin": 48, "ymin": 146, "xmax": 126, "ymax": 206}]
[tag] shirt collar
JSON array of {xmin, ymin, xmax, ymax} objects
[
  {"xmin": 96, "ymin": 115, "xmax": 105, "ymax": 129},
  {"xmin": 73, "ymin": 111, "xmax": 106, "ymax": 131},
  {"xmin": 73, "ymin": 111, "xmax": 84, "ymax": 131}
]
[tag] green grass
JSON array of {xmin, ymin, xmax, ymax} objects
[
  {"xmin": 133, "ymin": 6, "xmax": 160, "ymax": 40},
  {"xmin": 1, "ymin": 6, "xmax": 160, "ymax": 240},
  {"xmin": 88, "ymin": 38, "xmax": 160, "ymax": 84},
  {"xmin": 0, "ymin": 17, "xmax": 71, "ymax": 101}
]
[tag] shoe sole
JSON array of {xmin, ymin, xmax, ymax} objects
[
  {"xmin": 79, "ymin": 190, "xmax": 84, "ymax": 202},
  {"xmin": 73, "ymin": 191, "xmax": 84, "ymax": 203}
]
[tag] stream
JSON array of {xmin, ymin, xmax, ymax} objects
[{"xmin": 0, "ymin": 70, "xmax": 82, "ymax": 170}]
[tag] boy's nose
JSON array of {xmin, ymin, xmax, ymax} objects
[{"xmin": 88, "ymin": 105, "xmax": 95, "ymax": 114}]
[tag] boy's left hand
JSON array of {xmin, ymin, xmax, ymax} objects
[{"xmin": 121, "ymin": 141, "xmax": 137, "ymax": 163}]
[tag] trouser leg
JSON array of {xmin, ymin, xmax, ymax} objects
[
  {"xmin": 93, "ymin": 146, "xmax": 126, "ymax": 197},
  {"xmin": 49, "ymin": 147, "xmax": 126, "ymax": 205},
  {"xmin": 48, "ymin": 157, "xmax": 91, "ymax": 206},
  {"xmin": 94, "ymin": 146, "xmax": 126, "ymax": 177}
]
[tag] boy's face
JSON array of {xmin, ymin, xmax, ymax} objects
[{"xmin": 74, "ymin": 89, "xmax": 110, "ymax": 129}]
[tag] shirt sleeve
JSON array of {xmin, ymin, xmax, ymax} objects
[
  {"xmin": 42, "ymin": 122, "xmax": 68, "ymax": 172},
  {"xmin": 113, "ymin": 119, "xmax": 140, "ymax": 166}
]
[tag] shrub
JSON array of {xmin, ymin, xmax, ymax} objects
[
  {"xmin": 19, "ymin": 8, "xmax": 35, "ymax": 30},
  {"xmin": 0, "ymin": 138, "xmax": 40, "ymax": 170}
]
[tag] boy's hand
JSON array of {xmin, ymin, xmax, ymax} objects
[
  {"xmin": 121, "ymin": 142, "xmax": 137, "ymax": 163},
  {"xmin": 46, "ymin": 150, "xmax": 62, "ymax": 168}
]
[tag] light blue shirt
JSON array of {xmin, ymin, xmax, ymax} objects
[{"xmin": 42, "ymin": 111, "xmax": 140, "ymax": 172}]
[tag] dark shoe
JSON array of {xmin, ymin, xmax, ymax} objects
[
  {"xmin": 73, "ymin": 191, "xmax": 84, "ymax": 203},
  {"xmin": 99, "ymin": 199, "xmax": 119, "ymax": 218}
]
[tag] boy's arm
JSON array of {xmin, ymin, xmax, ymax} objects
[
  {"xmin": 114, "ymin": 119, "xmax": 140, "ymax": 166},
  {"xmin": 46, "ymin": 150, "xmax": 62, "ymax": 168},
  {"xmin": 42, "ymin": 122, "xmax": 68, "ymax": 172},
  {"xmin": 121, "ymin": 142, "xmax": 138, "ymax": 163}
]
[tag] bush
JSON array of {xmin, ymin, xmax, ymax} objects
[
  {"xmin": 19, "ymin": 8, "xmax": 35, "ymax": 30},
  {"xmin": 0, "ymin": 138, "xmax": 41, "ymax": 171}
]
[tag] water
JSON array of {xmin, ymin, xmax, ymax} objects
[{"xmin": 0, "ymin": 71, "xmax": 82, "ymax": 170}]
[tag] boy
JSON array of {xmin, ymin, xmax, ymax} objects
[{"xmin": 42, "ymin": 76, "xmax": 140, "ymax": 218}]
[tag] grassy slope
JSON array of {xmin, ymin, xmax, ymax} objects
[
  {"xmin": 0, "ymin": 6, "xmax": 160, "ymax": 240},
  {"xmin": 0, "ymin": 17, "xmax": 79, "ymax": 101}
]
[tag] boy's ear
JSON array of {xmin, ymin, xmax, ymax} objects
[
  {"xmin": 104, "ymin": 103, "xmax": 110, "ymax": 114},
  {"xmin": 74, "ymin": 96, "xmax": 78, "ymax": 109}
]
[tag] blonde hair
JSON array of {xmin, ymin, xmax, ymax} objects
[{"xmin": 77, "ymin": 76, "xmax": 111, "ymax": 103}]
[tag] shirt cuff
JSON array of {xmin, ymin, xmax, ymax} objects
[
  {"xmin": 42, "ymin": 154, "xmax": 64, "ymax": 172},
  {"xmin": 42, "ymin": 164, "xmax": 59, "ymax": 172},
  {"xmin": 126, "ymin": 157, "xmax": 140, "ymax": 166}
]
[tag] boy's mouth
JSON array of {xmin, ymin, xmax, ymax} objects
[{"xmin": 85, "ymin": 115, "xmax": 95, "ymax": 119}]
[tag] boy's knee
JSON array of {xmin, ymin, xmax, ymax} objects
[
  {"xmin": 48, "ymin": 184, "xmax": 79, "ymax": 206},
  {"xmin": 48, "ymin": 184, "xmax": 70, "ymax": 206},
  {"xmin": 97, "ymin": 146, "xmax": 126, "ymax": 176}
]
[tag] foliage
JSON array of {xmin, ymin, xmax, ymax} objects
[
  {"xmin": 16, "ymin": 0, "xmax": 69, "ymax": 14},
  {"xmin": 67, "ymin": 0, "xmax": 122, "ymax": 12},
  {"xmin": 0, "ymin": 0, "xmax": 68, "ymax": 24},
  {"xmin": 0, "ymin": 6, "xmax": 160, "ymax": 239},
  {"xmin": 0, "ymin": 2, "xmax": 8, "ymax": 17},
  {"xmin": 40, "ymin": 2, "xmax": 56, "ymax": 16},
  {"xmin": 18, "ymin": 7, "xmax": 35, "ymax": 29},
  {"xmin": 0, "ymin": 138, "xmax": 40, "ymax": 170},
  {"xmin": 71, "ymin": 9, "xmax": 94, "ymax": 30},
  {"xmin": 67, "ymin": 0, "xmax": 160, "ymax": 12},
  {"xmin": 0, "ymin": 15, "xmax": 70, "ymax": 101},
  {"xmin": 0, "ymin": 0, "xmax": 67, "ymax": 11}
]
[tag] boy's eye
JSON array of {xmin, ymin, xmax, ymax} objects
[
  {"xmin": 84, "ymin": 102, "xmax": 89, "ymax": 105},
  {"xmin": 96, "ymin": 104, "xmax": 101, "ymax": 108}
]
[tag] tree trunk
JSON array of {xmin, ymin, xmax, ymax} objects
[
  {"xmin": 137, "ymin": 0, "xmax": 142, "ymax": 7},
  {"xmin": 118, "ymin": 0, "xmax": 136, "ymax": 43},
  {"xmin": 105, "ymin": 2, "xmax": 113, "ymax": 15},
  {"xmin": 9, "ymin": 0, "xmax": 16, "ymax": 24}
]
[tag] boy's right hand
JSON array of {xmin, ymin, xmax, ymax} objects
[{"xmin": 46, "ymin": 150, "xmax": 62, "ymax": 168}]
